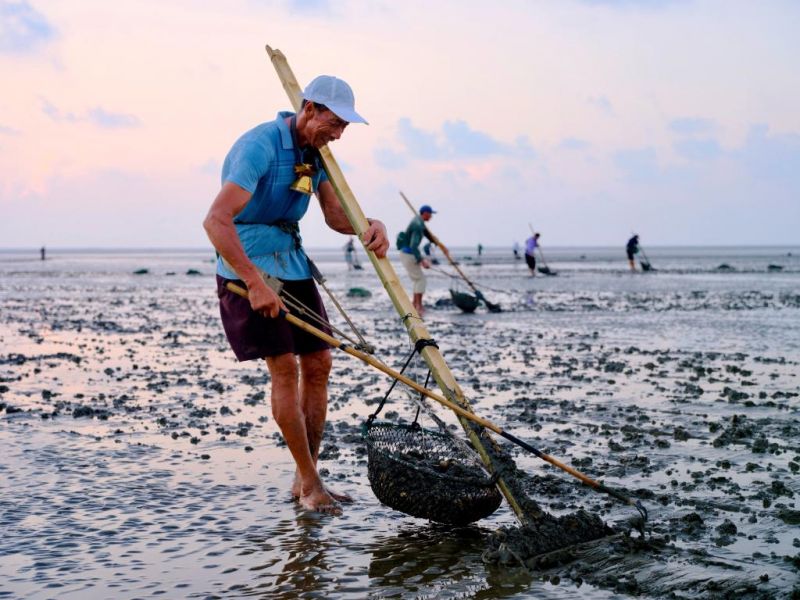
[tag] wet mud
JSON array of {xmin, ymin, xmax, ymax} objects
[{"xmin": 1, "ymin": 250, "xmax": 799, "ymax": 598}]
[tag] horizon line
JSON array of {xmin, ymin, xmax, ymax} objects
[{"xmin": 1, "ymin": 244, "xmax": 799, "ymax": 253}]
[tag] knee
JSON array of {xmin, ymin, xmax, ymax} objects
[
  {"xmin": 266, "ymin": 355, "xmax": 300, "ymax": 424},
  {"xmin": 301, "ymin": 350, "xmax": 332, "ymax": 386},
  {"xmin": 268, "ymin": 354, "xmax": 298, "ymax": 381}
]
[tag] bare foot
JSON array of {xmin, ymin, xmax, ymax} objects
[
  {"xmin": 298, "ymin": 487, "xmax": 342, "ymax": 516},
  {"xmin": 325, "ymin": 486, "xmax": 354, "ymax": 503},
  {"xmin": 292, "ymin": 476, "xmax": 353, "ymax": 504}
]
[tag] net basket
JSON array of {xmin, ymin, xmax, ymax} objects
[
  {"xmin": 450, "ymin": 289, "xmax": 480, "ymax": 313},
  {"xmin": 363, "ymin": 421, "xmax": 502, "ymax": 525}
]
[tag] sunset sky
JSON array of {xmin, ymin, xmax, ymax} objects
[{"xmin": 1, "ymin": 0, "xmax": 799, "ymax": 248}]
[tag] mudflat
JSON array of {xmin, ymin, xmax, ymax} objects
[{"xmin": 1, "ymin": 247, "xmax": 798, "ymax": 599}]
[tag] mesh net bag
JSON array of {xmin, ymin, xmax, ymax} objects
[
  {"xmin": 363, "ymin": 421, "xmax": 502, "ymax": 525},
  {"xmin": 449, "ymin": 289, "xmax": 480, "ymax": 313}
]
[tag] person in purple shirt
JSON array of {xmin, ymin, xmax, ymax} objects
[{"xmin": 525, "ymin": 232, "xmax": 540, "ymax": 276}]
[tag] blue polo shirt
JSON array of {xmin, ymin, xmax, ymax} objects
[{"xmin": 216, "ymin": 111, "xmax": 328, "ymax": 281}]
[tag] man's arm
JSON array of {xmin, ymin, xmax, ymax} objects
[
  {"xmin": 316, "ymin": 180, "xmax": 389, "ymax": 258},
  {"xmin": 203, "ymin": 181, "xmax": 286, "ymax": 317},
  {"xmin": 423, "ymin": 228, "xmax": 449, "ymax": 258}
]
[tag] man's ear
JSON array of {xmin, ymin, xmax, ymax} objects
[{"xmin": 302, "ymin": 102, "xmax": 316, "ymax": 119}]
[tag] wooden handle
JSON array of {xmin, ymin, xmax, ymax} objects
[{"xmin": 225, "ymin": 281, "xmax": 500, "ymax": 434}]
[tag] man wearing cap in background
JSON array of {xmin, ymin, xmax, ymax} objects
[
  {"xmin": 398, "ymin": 204, "xmax": 446, "ymax": 316},
  {"xmin": 204, "ymin": 75, "xmax": 389, "ymax": 515}
]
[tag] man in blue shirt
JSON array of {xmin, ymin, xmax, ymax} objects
[{"xmin": 204, "ymin": 75, "xmax": 389, "ymax": 515}]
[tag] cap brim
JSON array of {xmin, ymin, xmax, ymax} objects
[{"xmin": 327, "ymin": 103, "xmax": 368, "ymax": 125}]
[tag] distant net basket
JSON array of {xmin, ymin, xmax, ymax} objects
[
  {"xmin": 449, "ymin": 289, "xmax": 480, "ymax": 313},
  {"xmin": 363, "ymin": 421, "xmax": 502, "ymax": 525}
]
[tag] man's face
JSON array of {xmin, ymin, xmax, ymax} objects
[
  {"xmin": 421, "ymin": 211, "xmax": 433, "ymax": 221},
  {"xmin": 304, "ymin": 104, "xmax": 349, "ymax": 148}
]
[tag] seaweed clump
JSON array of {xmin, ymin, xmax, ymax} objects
[
  {"xmin": 483, "ymin": 509, "xmax": 613, "ymax": 569},
  {"xmin": 478, "ymin": 429, "xmax": 615, "ymax": 568}
]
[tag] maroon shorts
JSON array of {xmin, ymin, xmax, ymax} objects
[{"xmin": 216, "ymin": 275, "xmax": 332, "ymax": 361}]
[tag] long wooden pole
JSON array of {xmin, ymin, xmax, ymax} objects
[{"xmin": 265, "ymin": 45, "xmax": 526, "ymax": 521}]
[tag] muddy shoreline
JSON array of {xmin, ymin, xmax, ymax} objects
[{"xmin": 1, "ymin": 251, "xmax": 798, "ymax": 598}]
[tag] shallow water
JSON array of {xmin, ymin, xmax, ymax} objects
[{"xmin": 1, "ymin": 246, "xmax": 798, "ymax": 599}]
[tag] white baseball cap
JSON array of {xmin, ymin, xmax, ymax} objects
[{"xmin": 302, "ymin": 75, "xmax": 368, "ymax": 125}]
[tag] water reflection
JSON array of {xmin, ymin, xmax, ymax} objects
[
  {"xmin": 367, "ymin": 523, "xmax": 533, "ymax": 598},
  {"xmin": 239, "ymin": 509, "xmax": 338, "ymax": 598}
]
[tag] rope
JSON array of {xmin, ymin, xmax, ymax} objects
[
  {"xmin": 366, "ymin": 337, "xmax": 438, "ymax": 424},
  {"xmin": 275, "ymin": 288, "xmax": 369, "ymax": 350},
  {"xmin": 428, "ymin": 265, "xmax": 508, "ymax": 294},
  {"xmin": 309, "ymin": 260, "xmax": 374, "ymax": 353}
]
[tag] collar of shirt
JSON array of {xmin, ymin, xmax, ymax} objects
[{"xmin": 276, "ymin": 111, "xmax": 295, "ymax": 151}]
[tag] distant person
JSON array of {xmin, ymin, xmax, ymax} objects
[
  {"xmin": 626, "ymin": 235, "xmax": 640, "ymax": 271},
  {"xmin": 525, "ymin": 232, "xmax": 540, "ymax": 276},
  {"xmin": 512, "ymin": 241, "xmax": 521, "ymax": 260},
  {"xmin": 344, "ymin": 237, "xmax": 355, "ymax": 271},
  {"xmin": 40, "ymin": 246, "xmax": 46, "ymax": 261},
  {"xmin": 477, "ymin": 243, "xmax": 483, "ymax": 257},
  {"xmin": 398, "ymin": 204, "xmax": 447, "ymax": 315}
]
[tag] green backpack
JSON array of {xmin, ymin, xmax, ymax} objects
[{"xmin": 395, "ymin": 230, "xmax": 408, "ymax": 249}]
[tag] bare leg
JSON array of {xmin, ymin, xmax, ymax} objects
[
  {"xmin": 413, "ymin": 292, "xmax": 425, "ymax": 316},
  {"xmin": 295, "ymin": 349, "xmax": 353, "ymax": 503},
  {"xmin": 266, "ymin": 353, "xmax": 340, "ymax": 515},
  {"xmin": 629, "ymin": 259, "xmax": 636, "ymax": 271}
]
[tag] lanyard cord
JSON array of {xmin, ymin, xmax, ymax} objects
[{"xmin": 279, "ymin": 283, "xmax": 374, "ymax": 354}]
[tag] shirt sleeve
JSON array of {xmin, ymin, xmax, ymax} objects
[
  {"xmin": 407, "ymin": 223, "xmax": 424, "ymax": 262},
  {"xmin": 223, "ymin": 140, "xmax": 274, "ymax": 194}
]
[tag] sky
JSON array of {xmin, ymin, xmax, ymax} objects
[{"xmin": 1, "ymin": 0, "xmax": 799, "ymax": 248}]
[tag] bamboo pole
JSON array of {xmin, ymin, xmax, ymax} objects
[{"xmin": 265, "ymin": 45, "xmax": 526, "ymax": 521}]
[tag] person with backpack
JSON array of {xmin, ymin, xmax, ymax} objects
[{"xmin": 396, "ymin": 204, "xmax": 445, "ymax": 315}]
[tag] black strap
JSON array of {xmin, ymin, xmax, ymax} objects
[
  {"xmin": 367, "ymin": 338, "xmax": 438, "ymax": 424},
  {"xmin": 410, "ymin": 370, "xmax": 433, "ymax": 427},
  {"xmin": 414, "ymin": 338, "xmax": 439, "ymax": 353}
]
